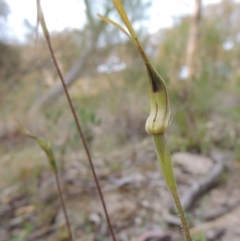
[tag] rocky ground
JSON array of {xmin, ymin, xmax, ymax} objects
[{"xmin": 0, "ymin": 136, "xmax": 240, "ymax": 241}]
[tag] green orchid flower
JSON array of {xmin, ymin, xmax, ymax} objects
[{"xmin": 98, "ymin": 1, "xmax": 193, "ymax": 241}]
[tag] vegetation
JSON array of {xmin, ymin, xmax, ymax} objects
[{"xmin": 1, "ymin": 0, "xmax": 240, "ymax": 241}]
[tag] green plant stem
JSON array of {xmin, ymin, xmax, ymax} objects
[
  {"xmin": 54, "ymin": 171, "xmax": 74, "ymax": 241},
  {"xmin": 170, "ymin": 187, "xmax": 192, "ymax": 241},
  {"xmin": 153, "ymin": 134, "xmax": 192, "ymax": 241}
]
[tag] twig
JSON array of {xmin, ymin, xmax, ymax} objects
[
  {"xmin": 190, "ymin": 205, "xmax": 235, "ymax": 235},
  {"xmin": 180, "ymin": 158, "xmax": 225, "ymax": 211},
  {"xmin": 134, "ymin": 230, "xmax": 180, "ymax": 241},
  {"xmin": 204, "ymin": 199, "xmax": 240, "ymax": 221},
  {"xmin": 28, "ymin": 225, "xmax": 55, "ymax": 241},
  {"xmin": 206, "ymin": 228, "xmax": 225, "ymax": 241}
]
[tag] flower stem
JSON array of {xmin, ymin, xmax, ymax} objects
[
  {"xmin": 153, "ymin": 134, "xmax": 193, "ymax": 241},
  {"xmin": 170, "ymin": 187, "xmax": 192, "ymax": 241},
  {"xmin": 54, "ymin": 171, "xmax": 74, "ymax": 241},
  {"xmin": 37, "ymin": 2, "xmax": 117, "ymax": 241}
]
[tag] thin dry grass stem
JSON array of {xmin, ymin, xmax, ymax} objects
[
  {"xmin": 36, "ymin": 1, "xmax": 117, "ymax": 241},
  {"xmin": 54, "ymin": 171, "xmax": 74, "ymax": 241},
  {"xmin": 17, "ymin": 122, "xmax": 74, "ymax": 241}
]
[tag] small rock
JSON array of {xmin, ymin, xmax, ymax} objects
[
  {"xmin": 89, "ymin": 212, "xmax": 101, "ymax": 225},
  {"xmin": 134, "ymin": 217, "xmax": 143, "ymax": 225},
  {"xmin": 9, "ymin": 216, "xmax": 25, "ymax": 228},
  {"xmin": 140, "ymin": 200, "xmax": 150, "ymax": 208},
  {"xmin": 90, "ymin": 192, "xmax": 137, "ymax": 223},
  {"xmin": 172, "ymin": 152, "xmax": 213, "ymax": 175}
]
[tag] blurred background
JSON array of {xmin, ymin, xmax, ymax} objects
[{"xmin": 0, "ymin": 0, "xmax": 240, "ymax": 241}]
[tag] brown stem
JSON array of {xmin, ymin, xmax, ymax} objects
[
  {"xmin": 39, "ymin": 6, "xmax": 117, "ymax": 241},
  {"xmin": 54, "ymin": 171, "xmax": 74, "ymax": 241}
]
